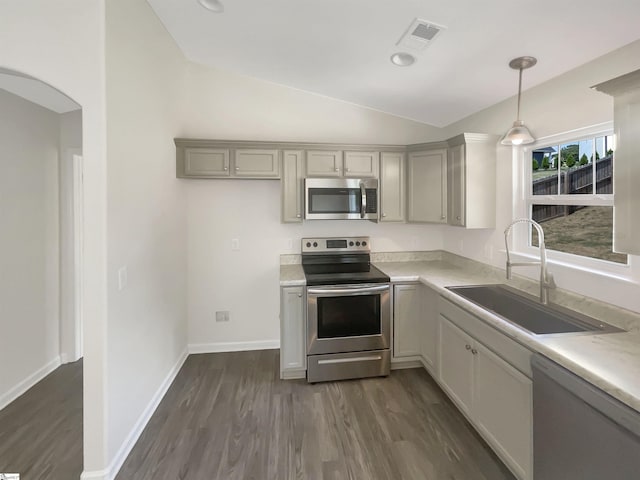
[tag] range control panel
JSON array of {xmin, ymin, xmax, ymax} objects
[{"xmin": 301, "ymin": 237, "xmax": 371, "ymax": 254}]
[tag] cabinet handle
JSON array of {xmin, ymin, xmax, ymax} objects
[
  {"xmin": 471, "ymin": 348, "xmax": 478, "ymax": 355},
  {"xmin": 297, "ymin": 294, "xmax": 302, "ymax": 298},
  {"xmin": 465, "ymin": 344, "xmax": 471, "ymax": 350},
  {"xmin": 382, "ymin": 213, "xmax": 387, "ymax": 217},
  {"xmin": 235, "ymin": 166, "xmax": 240, "ymax": 171},
  {"xmin": 223, "ymin": 166, "xmax": 228, "ymax": 171},
  {"xmin": 346, "ymin": 167, "xmax": 350, "ymax": 172},
  {"xmin": 441, "ymin": 215, "xmax": 446, "ymax": 220},
  {"xmin": 334, "ymin": 168, "xmax": 339, "ymax": 172},
  {"xmin": 456, "ymin": 216, "xmax": 461, "ymax": 220},
  {"xmin": 296, "ymin": 214, "xmax": 301, "ymax": 218}
]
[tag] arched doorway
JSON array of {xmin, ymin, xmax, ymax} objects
[{"xmin": 0, "ymin": 68, "xmax": 84, "ymax": 478}]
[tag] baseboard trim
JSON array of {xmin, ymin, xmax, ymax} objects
[
  {"xmin": 80, "ymin": 348, "xmax": 189, "ymax": 480},
  {"xmin": 188, "ymin": 339, "xmax": 280, "ymax": 354},
  {"xmin": 0, "ymin": 356, "xmax": 61, "ymax": 411},
  {"xmin": 391, "ymin": 357, "xmax": 423, "ymax": 370}
]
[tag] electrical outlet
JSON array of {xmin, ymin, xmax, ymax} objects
[
  {"xmin": 231, "ymin": 239, "xmax": 240, "ymax": 251},
  {"xmin": 215, "ymin": 311, "xmax": 230, "ymax": 322}
]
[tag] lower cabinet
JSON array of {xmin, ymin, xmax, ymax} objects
[
  {"xmin": 392, "ymin": 283, "xmax": 439, "ymax": 374},
  {"xmin": 280, "ymin": 286, "xmax": 306, "ymax": 379},
  {"xmin": 438, "ymin": 307, "xmax": 533, "ymax": 480}
]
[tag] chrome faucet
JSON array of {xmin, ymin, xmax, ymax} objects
[{"xmin": 504, "ymin": 218, "xmax": 556, "ymax": 304}]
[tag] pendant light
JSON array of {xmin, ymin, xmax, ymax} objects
[
  {"xmin": 198, "ymin": 0, "xmax": 224, "ymax": 13},
  {"xmin": 501, "ymin": 56, "xmax": 537, "ymax": 146}
]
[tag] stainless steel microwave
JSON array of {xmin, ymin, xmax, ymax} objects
[{"xmin": 304, "ymin": 178, "xmax": 379, "ymax": 221}]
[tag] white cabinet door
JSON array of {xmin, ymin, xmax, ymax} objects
[
  {"xmin": 407, "ymin": 149, "xmax": 447, "ymax": 223},
  {"xmin": 184, "ymin": 148, "xmax": 230, "ymax": 177},
  {"xmin": 475, "ymin": 343, "xmax": 533, "ymax": 480},
  {"xmin": 344, "ymin": 151, "xmax": 379, "ymax": 177},
  {"xmin": 447, "ymin": 143, "xmax": 465, "ymax": 226},
  {"xmin": 281, "ymin": 150, "xmax": 304, "ymax": 223},
  {"xmin": 305, "ymin": 150, "xmax": 342, "ymax": 177},
  {"xmin": 419, "ymin": 285, "xmax": 438, "ymax": 373},
  {"xmin": 438, "ymin": 315, "xmax": 474, "ymax": 416},
  {"xmin": 280, "ymin": 286, "xmax": 306, "ymax": 378},
  {"xmin": 380, "ymin": 152, "xmax": 405, "ymax": 222},
  {"xmin": 393, "ymin": 284, "xmax": 421, "ymax": 359},
  {"xmin": 234, "ymin": 149, "xmax": 280, "ymax": 178}
]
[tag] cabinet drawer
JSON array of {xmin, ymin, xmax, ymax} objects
[{"xmin": 439, "ymin": 297, "xmax": 533, "ymax": 378}]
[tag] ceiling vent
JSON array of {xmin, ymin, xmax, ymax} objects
[{"xmin": 397, "ymin": 18, "xmax": 446, "ymax": 52}]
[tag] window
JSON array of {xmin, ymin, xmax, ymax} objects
[{"xmin": 525, "ymin": 126, "xmax": 627, "ymax": 266}]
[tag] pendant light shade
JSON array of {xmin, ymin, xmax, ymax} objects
[
  {"xmin": 198, "ymin": 0, "xmax": 224, "ymax": 13},
  {"xmin": 501, "ymin": 56, "xmax": 537, "ymax": 146}
]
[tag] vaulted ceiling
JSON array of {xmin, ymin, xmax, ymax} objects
[{"xmin": 147, "ymin": 0, "xmax": 640, "ymax": 127}]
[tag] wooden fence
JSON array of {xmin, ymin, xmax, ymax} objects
[{"xmin": 532, "ymin": 155, "xmax": 612, "ymax": 223}]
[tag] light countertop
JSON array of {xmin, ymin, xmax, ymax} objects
[{"xmin": 279, "ymin": 254, "xmax": 640, "ymax": 413}]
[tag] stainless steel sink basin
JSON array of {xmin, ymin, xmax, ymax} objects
[{"xmin": 446, "ymin": 284, "xmax": 623, "ymax": 335}]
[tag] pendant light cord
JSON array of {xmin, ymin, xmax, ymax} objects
[{"xmin": 516, "ymin": 67, "xmax": 523, "ymax": 122}]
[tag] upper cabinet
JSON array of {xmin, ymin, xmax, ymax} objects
[
  {"xmin": 379, "ymin": 152, "xmax": 405, "ymax": 222},
  {"xmin": 593, "ymin": 69, "xmax": 640, "ymax": 255},
  {"xmin": 281, "ymin": 150, "xmax": 304, "ymax": 223},
  {"xmin": 305, "ymin": 150, "xmax": 379, "ymax": 178},
  {"xmin": 446, "ymin": 133, "xmax": 499, "ymax": 229},
  {"xmin": 175, "ymin": 139, "xmax": 280, "ymax": 179},
  {"xmin": 407, "ymin": 146, "xmax": 448, "ymax": 223}
]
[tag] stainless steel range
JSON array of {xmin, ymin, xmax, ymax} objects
[{"xmin": 302, "ymin": 237, "xmax": 391, "ymax": 383}]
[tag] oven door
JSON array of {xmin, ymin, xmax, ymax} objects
[{"xmin": 307, "ymin": 283, "xmax": 390, "ymax": 355}]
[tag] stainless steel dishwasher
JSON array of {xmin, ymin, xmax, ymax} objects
[{"xmin": 532, "ymin": 354, "xmax": 640, "ymax": 480}]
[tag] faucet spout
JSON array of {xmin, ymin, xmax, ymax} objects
[{"xmin": 504, "ymin": 218, "xmax": 556, "ymax": 304}]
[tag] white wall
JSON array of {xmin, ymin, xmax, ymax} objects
[
  {"xmin": 0, "ymin": 89, "xmax": 60, "ymax": 408},
  {"xmin": 182, "ymin": 62, "xmax": 446, "ymax": 348},
  {"xmin": 187, "ymin": 180, "xmax": 445, "ymax": 348},
  {"xmin": 104, "ymin": 0, "xmax": 188, "ymax": 470},
  {"xmin": 59, "ymin": 110, "xmax": 83, "ymax": 363},
  {"xmin": 0, "ymin": 0, "xmax": 109, "ymax": 474},
  {"xmin": 442, "ymin": 39, "xmax": 640, "ymax": 313}
]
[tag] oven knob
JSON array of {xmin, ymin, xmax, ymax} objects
[
  {"xmin": 362, "ymin": 241, "xmax": 367, "ymax": 246},
  {"xmin": 306, "ymin": 242, "xmax": 311, "ymax": 248},
  {"xmin": 313, "ymin": 242, "xmax": 318, "ymax": 247},
  {"xmin": 356, "ymin": 241, "xmax": 361, "ymax": 246},
  {"xmin": 349, "ymin": 241, "xmax": 354, "ymax": 246}
]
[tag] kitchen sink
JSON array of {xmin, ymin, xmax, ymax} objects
[{"xmin": 446, "ymin": 284, "xmax": 623, "ymax": 335}]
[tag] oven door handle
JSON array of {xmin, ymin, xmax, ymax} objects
[
  {"xmin": 307, "ymin": 284, "xmax": 389, "ymax": 295},
  {"xmin": 360, "ymin": 182, "xmax": 367, "ymax": 219}
]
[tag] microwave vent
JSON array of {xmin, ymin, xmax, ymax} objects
[{"xmin": 397, "ymin": 18, "xmax": 446, "ymax": 51}]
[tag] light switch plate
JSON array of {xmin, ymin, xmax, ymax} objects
[{"xmin": 231, "ymin": 239, "xmax": 240, "ymax": 251}]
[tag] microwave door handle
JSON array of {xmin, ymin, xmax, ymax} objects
[{"xmin": 360, "ymin": 182, "xmax": 367, "ymax": 218}]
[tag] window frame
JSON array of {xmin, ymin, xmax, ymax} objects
[{"xmin": 514, "ymin": 122, "xmax": 632, "ymax": 277}]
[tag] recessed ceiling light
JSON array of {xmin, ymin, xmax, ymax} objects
[
  {"xmin": 390, "ymin": 52, "xmax": 416, "ymax": 67},
  {"xmin": 198, "ymin": 0, "xmax": 224, "ymax": 13}
]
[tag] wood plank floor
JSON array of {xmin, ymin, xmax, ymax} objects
[
  {"xmin": 0, "ymin": 359, "xmax": 83, "ymax": 480},
  {"xmin": 0, "ymin": 351, "xmax": 516, "ymax": 479},
  {"xmin": 117, "ymin": 350, "xmax": 515, "ymax": 480}
]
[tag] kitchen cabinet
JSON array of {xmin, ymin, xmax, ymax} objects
[
  {"xmin": 407, "ymin": 147, "xmax": 447, "ymax": 223},
  {"xmin": 393, "ymin": 284, "xmax": 422, "ymax": 360},
  {"xmin": 281, "ymin": 150, "xmax": 304, "ymax": 223},
  {"xmin": 446, "ymin": 133, "xmax": 499, "ymax": 228},
  {"xmin": 182, "ymin": 148, "xmax": 231, "ymax": 177},
  {"xmin": 305, "ymin": 150, "xmax": 379, "ymax": 178},
  {"xmin": 234, "ymin": 149, "xmax": 280, "ymax": 177},
  {"xmin": 380, "ymin": 152, "xmax": 405, "ymax": 222},
  {"xmin": 438, "ymin": 298, "xmax": 533, "ymax": 480},
  {"xmin": 175, "ymin": 139, "xmax": 281, "ymax": 179},
  {"xmin": 593, "ymin": 70, "xmax": 640, "ymax": 255},
  {"xmin": 418, "ymin": 285, "xmax": 438, "ymax": 373},
  {"xmin": 280, "ymin": 286, "xmax": 306, "ymax": 379}
]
